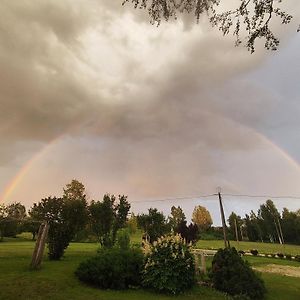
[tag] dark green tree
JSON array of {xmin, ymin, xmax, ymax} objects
[
  {"xmin": 1, "ymin": 202, "xmax": 26, "ymax": 237},
  {"xmin": 137, "ymin": 208, "xmax": 168, "ymax": 243},
  {"xmin": 228, "ymin": 212, "xmax": 243, "ymax": 241},
  {"xmin": 281, "ymin": 208, "xmax": 300, "ymax": 244},
  {"xmin": 30, "ymin": 180, "xmax": 88, "ymax": 260},
  {"xmin": 244, "ymin": 211, "xmax": 263, "ymax": 242},
  {"xmin": 175, "ymin": 220, "xmax": 198, "ymax": 244},
  {"xmin": 168, "ymin": 206, "xmax": 186, "ymax": 231},
  {"xmin": 89, "ymin": 194, "xmax": 131, "ymax": 247},
  {"xmin": 259, "ymin": 199, "xmax": 283, "ymax": 243}
]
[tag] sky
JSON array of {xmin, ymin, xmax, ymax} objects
[{"xmin": 0, "ymin": 0, "xmax": 300, "ymax": 224}]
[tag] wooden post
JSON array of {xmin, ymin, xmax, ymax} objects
[
  {"xmin": 30, "ymin": 222, "xmax": 49, "ymax": 269},
  {"xmin": 194, "ymin": 253, "xmax": 199, "ymax": 275},
  {"xmin": 234, "ymin": 218, "xmax": 240, "ymax": 249},
  {"xmin": 200, "ymin": 253, "xmax": 206, "ymax": 275}
]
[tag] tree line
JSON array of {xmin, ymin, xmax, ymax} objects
[
  {"xmin": 228, "ymin": 199, "xmax": 300, "ymax": 245},
  {"xmin": 1, "ymin": 180, "xmax": 300, "ymax": 259}
]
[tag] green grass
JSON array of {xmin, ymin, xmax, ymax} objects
[
  {"xmin": 0, "ymin": 240, "xmax": 226, "ymax": 300},
  {"xmin": 196, "ymin": 239, "xmax": 300, "ymax": 256},
  {"xmin": 1, "ymin": 237, "xmax": 300, "ymax": 299}
]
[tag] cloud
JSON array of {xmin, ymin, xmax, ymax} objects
[{"xmin": 1, "ymin": 0, "xmax": 300, "ymax": 217}]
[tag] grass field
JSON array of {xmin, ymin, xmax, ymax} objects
[
  {"xmin": 196, "ymin": 240, "xmax": 300, "ymax": 256},
  {"xmin": 0, "ymin": 237, "xmax": 300, "ymax": 299}
]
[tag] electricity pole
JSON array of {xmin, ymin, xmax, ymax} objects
[{"xmin": 217, "ymin": 187, "xmax": 229, "ymax": 248}]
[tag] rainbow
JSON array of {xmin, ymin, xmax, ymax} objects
[
  {"xmin": 1, "ymin": 120, "xmax": 299, "ymax": 204},
  {"xmin": 0, "ymin": 135, "xmax": 65, "ymax": 204}
]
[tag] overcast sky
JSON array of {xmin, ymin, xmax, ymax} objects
[{"xmin": 0, "ymin": 0, "xmax": 300, "ymax": 223}]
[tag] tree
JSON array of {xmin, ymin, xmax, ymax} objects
[
  {"xmin": 30, "ymin": 180, "xmax": 88, "ymax": 260},
  {"xmin": 89, "ymin": 194, "xmax": 131, "ymax": 247},
  {"xmin": 168, "ymin": 206, "xmax": 186, "ymax": 230},
  {"xmin": 281, "ymin": 208, "xmax": 300, "ymax": 244},
  {"xmin": 0, "ymin": 204, "xmax": 8, "ymax": 241},
  {"xmin": 259, "ymin": 199, "xmax": 283, "ymax": 243},
  {"xmin": 228, "ymin": 212, "xmax": 243, "ymax": 241},
  {"xmin": 0, "ymin": 202, "xmax": 27, "ymax": 238},
  {"xmin": 175, "ymin": 220, "xmax": 198, "ymax": 244},
  {"xmin": 137, "ymin": 208, "xmax": 168, "ymax": 243},
  {"xmin": 124, "ymin": 0, "xmax": 297, "ymax": 52},
  {"xmin": 192, "ymin": 205, "xmax": 212, "ymax": 232},
  {"xmin": 244, "ymin": 210, "xmax": 264, "ymax": 242},
  {"xmin": 127, "ymin": 213, "xmax": 138, "ymax": 234},
  {"xmin": 63, "ymin": 179, "xmax": 86, "ymax": 202}
]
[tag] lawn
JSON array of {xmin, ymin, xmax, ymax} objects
[
  {"xmin": 196, "ymin": 239, "xmax": 300, "ymax": 256},
  {"xmin": 0, "ymin": 237, "xmax": 300, "ymax": 300}
]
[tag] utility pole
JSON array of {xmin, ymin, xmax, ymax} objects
[
  {"xmin": 217, "ymin": 187, "xmax": 229, "ymax": 248},
  {"xmin": 234, "ymin": 218, "xmax": 239, "ymax": 248}
]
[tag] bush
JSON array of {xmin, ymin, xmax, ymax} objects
[
  {"xmin": 250, "ymin": 249, "xmax": 258, "ymax": 256},
  {"xmin": 238, "ymin": 250, "xmax": 245, "ymax": 256},
  {"xmin": 277, "ymin": 253, "xmax": 284, "ymax": 258},
  {"xmin": 116, "ymin": 228, "xmax": 130, "ymax": 250},
  {"xmin": 295, "ymin": 255, "xmax": 300, "ymax": 262},
  {"xmin": 142, "ymin": 233, "xmax": 195, "ymax": 294},
  {"xmin": 210, "ymin": 247, "xmax": 266, "ymax": 300},
  {"xmin": 75, "ymin": 247, "xmax": 143, "ymax": 289},
  {"xmin": 285, "ymin": 254, "xmax": 292, "ymax": 260}
]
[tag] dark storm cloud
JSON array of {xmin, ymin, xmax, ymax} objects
[{"xmin": 1, "ymin": 0, "xmax": 300, "ymax": 207}]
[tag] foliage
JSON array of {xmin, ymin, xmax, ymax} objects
[
  {"xmin": 30, "ymin": 180, "xmax": 88, "ymax": 260},
  {"xmin": 2, "ymin": 239, "xmax": 300, "ymax": 300},
  {"xmin": 192, "ymin": 205, "xmax": 213, "ymax": 232},
  {"xmin": 211, "ymin": 247, "xmax": 266, "ymax": 299},
  {"xmin": 281, "ymin": 208, "xmax": 300, "ymax": 244},
  {"xmin": 228, "ymin": 212, "xmax": 243, "ymax": 241},
  {"xmin": 200, "ymin": 227, "xmax": 224, "ymax": 240},
  {"xmin": 175, "ymin": 220, "xmax": 198, "ymax": 244},
  {"xmin": 137, "ymin": 208, "xmax": 168, "ymax": 243},
  {"xmin": 0, "ymin": 202, "xmax": 26, "ymax": 238},
  {"xmin": 258, "ymin": 200, "xmax": 283, "ymax": 244},
  {"xmin": 142, "ymin": 233, "xmax": 195, "ymax": 294},
  {"xmin": 21, "ymin": 217, "xmax": 40, "ymax": 240},
  {"xmin": 75, "ymin": 247, "xmax": 143, "ymax": 289},
  {"xmin": 116, "ymin": 228, "xmax": 130, "ymax": 250},
  {"xmin": 89, "ymin": 194, "xmax": 131, "ymax": 248},
  {"xmin": 123, "ymin": 0, "xmax": 296, "ymax": 52},
  {"xmin": 0, "ymin": 204, "xmax": 8, "ymax": 241},
  {"xmin": 250, "ymin": 249, "xmax": 258, "ymax": 256},
  {"xmin": 285, "ymin": 254, "xmax": 292, "ymax": 260},
  {"xmin": 277, "ymin": 253, "xmax": 284, "ymax": 258},
  {"xmin": 168, "ymin": 206, "xmax": 186, "ymax": 230},
  {"xmin": 127, "ymin": 213, "xmax": 138, "ymax": 234}
]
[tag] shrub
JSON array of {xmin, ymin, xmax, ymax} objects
[
  {"xmin": 295, "ymin": 255, "xmax": 300, "ymax": 262},
  {"xmin": 277, "ymin": 253, "xmax": 284, "ymax": 258},
  {"xmin": 210, "ymin": 247, "xmax": 266, "ymax": 300},
  {"xmin": 250, "ymin": 249, "xmax": 258, "ymax": 256},
  {"xmin": 116, "ymin": 228, "xmax": 130, "ymax": 250},
  {"xmin": 142, "ymin": 233, "xmax": 195, "ymax": 294},
  {"xmin": 75, "ymin": 247, "xmax": 143, "ymax": 289},
  {"xmin": 238, "ymin": 250, "xmax": 245, "ymax": 256},
  {"xmin": 271, "ymin": 253, "xmax": 276, "ymax": 258},
  {"xmin": 285, "ymin": 254, "xmax": 292, "ymax": 260}
]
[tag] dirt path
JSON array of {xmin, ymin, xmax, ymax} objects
[{"xmin": 254, "ymin": 264, "xmax": 300, "ymax": 278}]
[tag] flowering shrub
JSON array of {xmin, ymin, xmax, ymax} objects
[{"xmin": 142, "ymin": 233, "xmax": 195, "ymax": 294}]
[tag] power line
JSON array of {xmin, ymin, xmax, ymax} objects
[
  {"xmin": 131, "ymin": 194, "xmax": 216, "ymax": 203},
  {"xmin": 131, "ymin": 193, "xmax": 300, "ymax": 204},
  {"xmin": 222, "ymin": 194, "xmax": 300, "ymax": 200}
]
